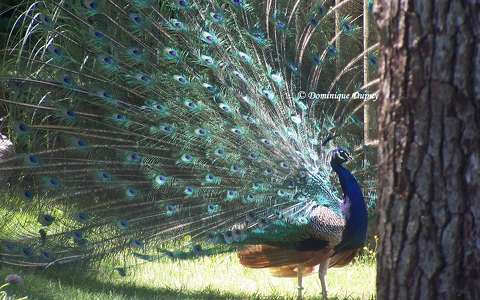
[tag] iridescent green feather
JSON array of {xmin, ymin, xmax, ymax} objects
[{"xmin": 0, "ymin": 0, "xmax": 377, "ymax": 270}]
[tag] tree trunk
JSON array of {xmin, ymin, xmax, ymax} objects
[{"xmin": 375, "ymin": 1, "xmax": 480, "ymax": 299}]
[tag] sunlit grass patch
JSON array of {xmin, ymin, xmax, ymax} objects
[
  {"xmin": 133, "ymin": 253, "xmax": 375, "ymax": 299},
  {"xmin": 1, "ymin": 252, "xmax": 375, "ymax": 300}
]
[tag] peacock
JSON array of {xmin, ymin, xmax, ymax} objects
[{"xmin": 0, "ymin": 0, "xmax": 378, "ymax": 299}]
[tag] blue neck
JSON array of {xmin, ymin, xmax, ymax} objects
[{"xmin": 331, "ymin": 161, "xmax": 368, "ymax": 251}]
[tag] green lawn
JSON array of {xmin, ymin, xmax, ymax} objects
[{"xmin": 0, "ymin": 253, "xmax": 375, "ymax": 300}]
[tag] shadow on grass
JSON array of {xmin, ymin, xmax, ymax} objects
[{"xmin": 0, "ymin": 265, "xmax": 369, "ymax": 300}]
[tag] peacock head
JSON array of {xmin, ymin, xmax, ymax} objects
[{"xmin": 330, "ymin": 147, "xmax": 352, "ymax": 165}]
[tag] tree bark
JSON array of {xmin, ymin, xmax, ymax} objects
[{"xmin": 375, "ymin": 1, "xmax": 480, "ymax": 299}]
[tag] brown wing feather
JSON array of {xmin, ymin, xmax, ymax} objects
[
  {"xmin": 269, "ymin": 264, "xmax": 318, "ymax": 277},
  {"xmin": 329, "ymin": 248, "xmax": 359, "ymax": 267},
  {"xmin": 269, "ymin": 265, "xmax": 318, "ymax": 277},
  {"xmin": 238, "ymin": 244, "xmax": 333, "ymax": 271}
]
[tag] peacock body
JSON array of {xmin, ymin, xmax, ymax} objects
[{"xmin": 0, "ymin": 0, "xmax": 377, "ymax": 298}]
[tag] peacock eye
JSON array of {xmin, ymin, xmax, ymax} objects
[
  {"xmin": 131, "ymin": 14, "xmax": 142, "ymax": 24},
  {"xmin": 23, "ymin": 248, "xmax": 33, "ymax": 256},
  {"xmin": 28, "ymin": 154, "xmax": 39, "ymax": 164},
  {"xmin": 48, "ymin": 45, "xmax": 62, "ymax": 56},
  {"xmin": 18, "ymin": 123, "xmax": 27, "ymax": 131},
  {"xmin": 177, "ymin": 76, "xmax": 187, "ymax": 83},
  {"xmin": 77, "ymin": 139, "xmax": 86, "ymax": 146},
  {"xmin": 63, "ymin": 76, "xmax": 72, "ymax": 84},
  {"xmin": 193, "ymin": 244, "xmax": 202, "ymax": 254},
  {"xmin": 103, "ymin": 56, "xmax": 113, "ymax": 64}
]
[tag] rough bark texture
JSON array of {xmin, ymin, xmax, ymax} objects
[{"xmin": 375, "ymin": 1, "xmax": 480, "ymax": 299}]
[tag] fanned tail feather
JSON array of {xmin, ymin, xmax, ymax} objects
[{"xmin": 0, "ymin": 0, "xmax": 377, "ymax": 270}]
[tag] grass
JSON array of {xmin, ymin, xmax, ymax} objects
[
  {"xmin": 0, "ymin": 201, "xmax": 376, "ymax": 299},
  {"xmin": 0, "ymin": 253, "xmax": 375, "ymax": 300}
]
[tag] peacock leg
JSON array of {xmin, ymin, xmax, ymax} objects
[
  {"xmin": 318, "ymin": 259, "xmax": 329, "ymax": 299},
  {"xmin": 297, "ymin": 264, "xmax": 304, "ymax": 300}
]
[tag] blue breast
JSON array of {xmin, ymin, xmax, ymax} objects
[{"xmin": 331, "ymin": 162, "xmax": 368, "ymax": 252}]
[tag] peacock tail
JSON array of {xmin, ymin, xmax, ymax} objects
[{"xmin": 0, "ymin": 0, "xmax": 377, "ymax": 273}]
